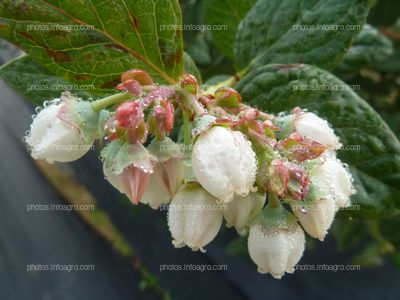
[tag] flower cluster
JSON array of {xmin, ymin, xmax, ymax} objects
[{"xmin": 25, "ymin": 69, "xmax": 355, "ymax": 279}]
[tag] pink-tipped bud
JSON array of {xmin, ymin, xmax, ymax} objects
[
  {"xmin": 285, "ymin": 163, "xmax": 309, "ymax": 201},
  {"xmin": 276, "ymin": 132, "xmax": 325, "ymax": 163},
  {"xmin": 214, "ymin": 87, "xmax": 241, "ymax": 108},
  {"xmin": 116, "ymin": 101, "xmax": 148, "ymax": 143},
  {"xmin": 121, "ymin": 69, "xmax": 153, "ymax": 86},
  {"xmin": 179, "ymin": 73, "xmax": 198, "ymax": 95},
  {"xmin": 148, "ymin": 99, "xmax": 175, "ymax": 137},
  {"xmin": 266, "ymin": 159, "xmax": 289, "ymax": 196},
  {"xmin": 117, "ymin": 166, "xmax": 151, "ymax": 205},
  {"xmin": 116, "ymin": 101, "xmax": 144, "ymax": 128},
  {"xmin": 117, "ymin": 79, "xmax": 143, "ymax": 96}
]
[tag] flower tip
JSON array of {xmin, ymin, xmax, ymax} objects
[
  {"xmin": 257, "ymin": 267, "xmax": 268, "ymax": 274},
  {"xmin": 271, "ymin": 273, "xmax": 283, "ymax": 280},
  {"xmin": 172, "ymin": 239, "xmax": 185, "ymax": 249},
  {"xmin": 286, "ymin": 267, "xmax": 295, "ymax": 274},
  {"xmin": 192, "ymin": 246, "xmax": 206, "ymax": 253}
]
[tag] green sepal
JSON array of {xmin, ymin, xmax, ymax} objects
[
  {"xmin": 252, "ymin": 204, "xmax": 298, "ymax": 234},
  {"xmin": 147, "ymin": 137, "xmax": 184, "ymax": 162},
  {"xmin": 101, "ymin": 142, "xmax": 157, "ymax": 175}
]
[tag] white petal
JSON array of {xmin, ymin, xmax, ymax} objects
[
  {"xmin": 295, "ymin": 112, "xmax": 341, "ymax": 150},
  {"xmin": 224, "ymin": 193, "xmax": 265, "ymax": 235},
  {"xmin": 168, "ymin": 186, "xmax": 223, "ymax": 252},
  {"xmin": 293, "ymin": 198, "xmax": 336, "ymax": 241},
  {"xmin": 26, "ymin": 103, "xmax": 91, "ymax": 163},
  {"xmin": 141, "ymin": 159, "xmax": 184, "ymax": 209},
  {"xmin": 311, "ymin": 155, "xmax": 355, "ymax": 209},
  {"xmin": 192, "ymin": 126, "xmax": 257, "ymax": 202},
  {"xmin": 248, "ymin": 223, "xmax": 305, "ymax": 279},
  {"xmin": 103, "ymin": 164, "xmax": 122, "ymax": 192}
]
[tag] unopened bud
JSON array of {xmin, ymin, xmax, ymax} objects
[
  {"xmin": 121, "ymin": 69, "xmax": 153, "ymax": 86},
  {"xmin": 179, "ymin": 73, "xmax": 198, "ymax": 95},
  {"xmin": 214, "ymin": 87, "xmax": 241, "ymax": 108}
]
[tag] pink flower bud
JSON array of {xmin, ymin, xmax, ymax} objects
[
  {"xmin": 148, "ymin": 99, "xmax": 175, "ymax": 137},
  {"xmin": 179, "ymin": 73, "xmax": 198, "ymax": 95},
  {"xmin": 265, "ymin": 159, "xmax": 289, "ymax": 196},
  {"xmin": 116, "ymin": 101, "xmax": 144, "ymax": 129},
  {"xmin": 285, "ymin": 163, "xmax": 310, "ymax": 201},
  {"xmin": 117, "ymin": 79, "xmax": 143, "ymax": 96},
  {"xmin": 121, "ymin": 69, "xmax": 153, "ymax": 86},
  {"xmin": 214, "ymin": 87, "xmax": 241, "ymax": 108},
  {"xmin": 102, "ymin": 142, "xmax": 157, "ymax": 204},
  {"xmin": 276, "ymin": 132, "xmax": 325, "ymax": 163},
  {"xmin": 115, "ymin": 101, "xmax": 148, "ymax": 143},
  {"xmin": 117, "ymin": 166, "xmax": 151, "ymax": 204}
]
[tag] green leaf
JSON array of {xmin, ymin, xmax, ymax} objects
[
  {"xmin": 375, "ymin": 49, "xmax": 400, "ymax": 74},
  {"xmin": 226, "ymin": 236, "xmax": 249, "ymax": 257},
  {"xmin": 380, "ymin": 217, "xmax": 400, "ymax": 249},
  {"xmin": 0, "ymin": 55, "xmax": 96, "ymax": 105},
  {"xmin": 331, "ymin": 218, "xmax": 365, "ymax": 251},
  {"xmin": 0, "ymin": 0, "xmax": 184, "ymax": 94},
  {"xmin": 234, "ymin": 0, "xmax": 371, "ymax": 72},
  {"xmin": 237, "ymin": 64, "xmax": 400, "ymax": 218},
  {"xmin": 351, "ymin": 243, "xmax": 385, "ymax": 268},
  {"xmin": 204, "ymin": 0, "xmax": 256, "ymax": 59},
  {"xmin": 389, "ymin": 252, "xmax": 400, "ymax": 269},
  {"xmin": 183, "ymin": 52, "xmax": 202, "ymax": 84},
  {"xmin": 337, "ymin": 24, "xmax": 394, "ymax": 73}
]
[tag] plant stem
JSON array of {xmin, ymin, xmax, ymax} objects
[
  {"xmin": 91, "ymin": 92, "xmax": 132, "ymax": 111},
  {"xmin": 268, "ymin": 192, "xmax": 281, "ymax": 208},
  {"xmin": 183, "ymin": 109, "xmax": 191, "ymax": 145},
  {"xmin": 177, "ymin": 90, "xmax": 206, "ymax": 116},
  {"xmin": 201, "ymin": 76, "xmax": 236, "ymax": 95}
]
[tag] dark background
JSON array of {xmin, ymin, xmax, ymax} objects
[{"xmin": 1, "ymin": 0, "xmax": 400, "ymax": 298}]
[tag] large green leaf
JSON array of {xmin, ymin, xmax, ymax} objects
[
  {"xmin": 0, "ymin": 52, "xmax": 200, "ymax": 105},
  {"xmin": 183, "ymin": 52, "xmax": 202, "ymax": 84},
  {"xmin": 204, "ymin": 0, "xmax": 256, "ymax": 59},
  {"xmin": 234, "ymin": 0, "xmax": 371, "ymax": 72},
  {"xmin": 0, "ymin": 0, "xmax": 184, "ymax": 93},
  {"xmin": 236, "ymin": 64, "xmax": 400, "ymax": 218},
  {"xmin": 337, "ymin": 24, "xmax": 394, "ymax": 73},
  {"xmin": 0, "ymin": 55, "xmax": 97, "ymax": 105}
]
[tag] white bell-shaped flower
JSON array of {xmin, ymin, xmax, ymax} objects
[
  {"xmin": 248, "ymin": 206, "xmax": 305, "ymax": 279},
  {"xmin": 295, "ymin": 112, "xmax": 340, "ymax": 149},
  {"xmin": 224, "ymin": 192, "xmax": 265, "ymax": 235},
  {"xmin": 168, "ymin": 185, "xmax": 223, "ymax": 252},
  {"xmin": 310, "ymin": 154, "xmax": 355, "ymax": 209},
  {"xmin": 293, "ymin": 154, "xmax": 355, "ymax": 240},
  {"xmin": 103, "ymin": 164, "xmax": 122, "ymax": 191},
  {"xmin": 25, "ymin": 103, "xmax": 91, "ymax": 163},
  {"xmin": 320, "ymin": 157, "xmax": 355, "ymax": 208},
  {"xmin": 292, "ymin": 198, "xmax": 336, "ymax": 241},
  {"xmin": 277, "ymin": 109, "xmax": 341, "ymax": 150},
  {"xmin": 141, "ymin": 158, "xmax": 184, "ymax": 209},
  {"xmin": 191, "ymin": 126, "xmax": 257, "ymax": 203}
]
